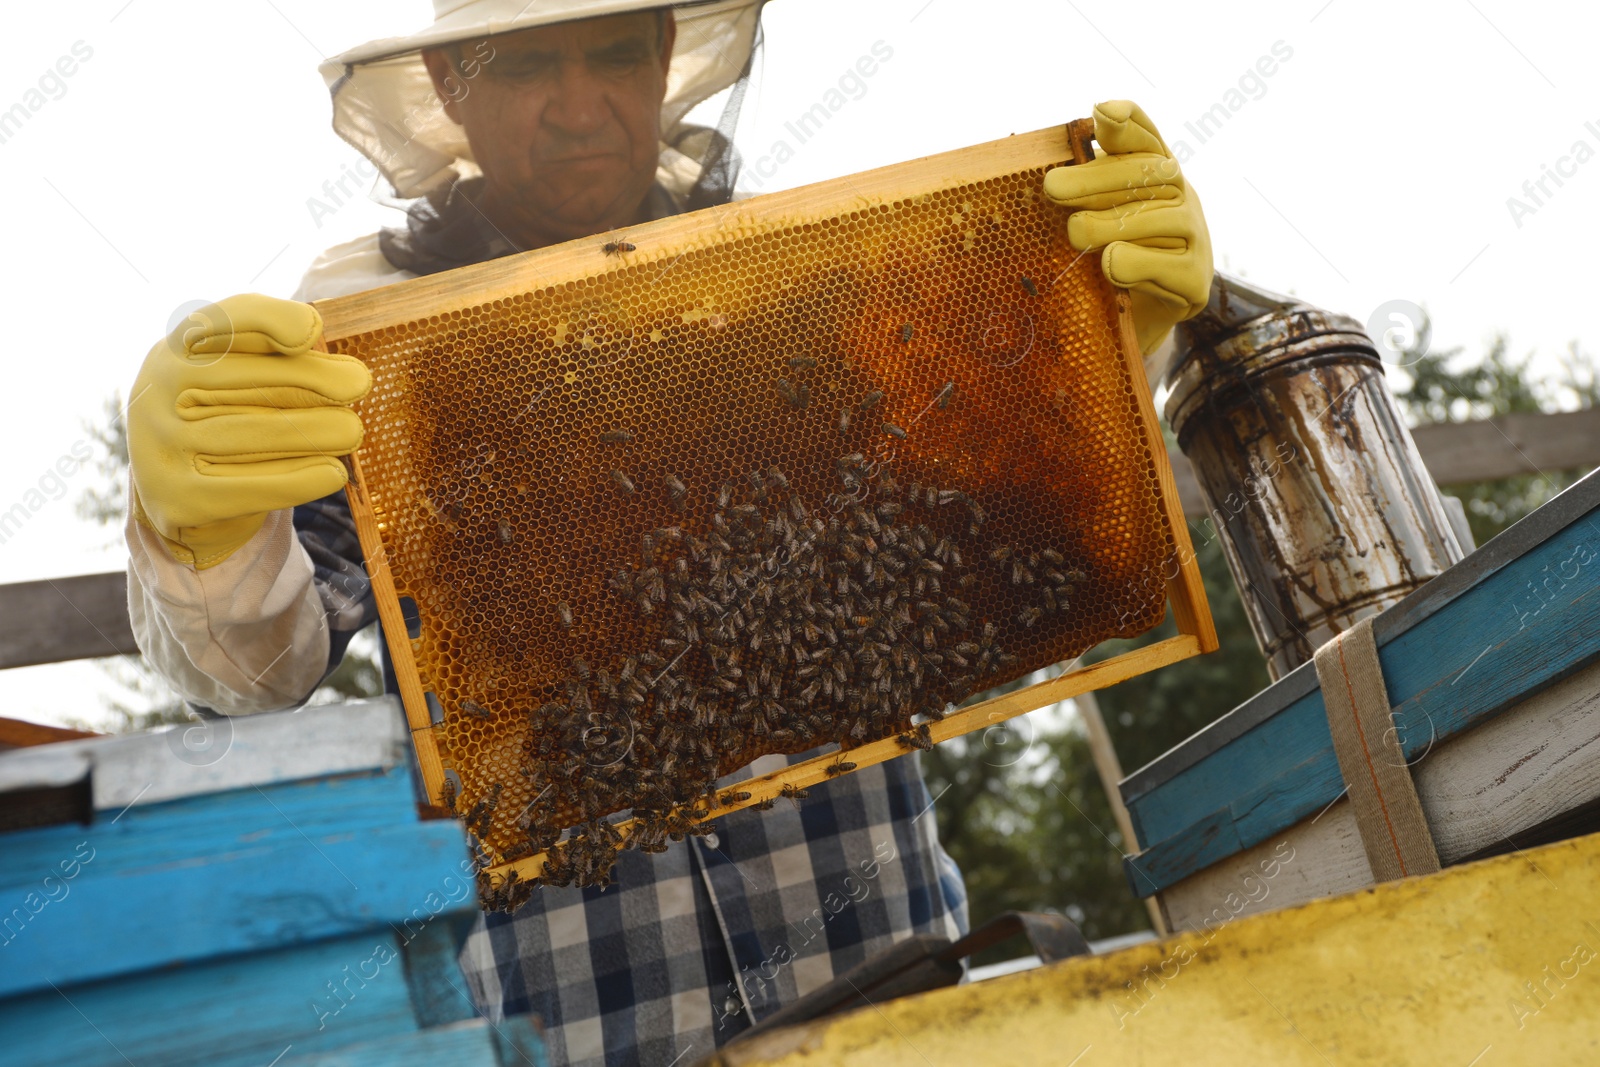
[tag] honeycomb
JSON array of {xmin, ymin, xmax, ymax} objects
[{"xmin": 323, "ymin": 131, "xmax": 1179, "ymax": 889}]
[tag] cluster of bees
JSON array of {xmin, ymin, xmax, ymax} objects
[
  {"xmin": 462, "ymin": 356, "xmax": 1096, "ymax": 909},
  {"xmin": 990, "ymin": 546, "xmax": 1088, "ymax": 629},
  {"xmin": 472, "ymin": 445, "xmax": 1079, "ymax": 903}
]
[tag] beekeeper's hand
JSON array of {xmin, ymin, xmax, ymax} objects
[
  {"xmin": 1043, "ymin": 100, "xmax": 1213, "ymax": 355},
  {"xmin": 127, "ymin": 294, "xmax": 370, "ymax": 569}
]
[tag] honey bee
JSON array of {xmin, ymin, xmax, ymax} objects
[
  {"xmin": 860, "ymin": 390, "xmax": 884, "ymax": 411},
  {"xmin": 557, "ymin": 601, "xmax": 574, "ymax": 630},
  {"xmin": 571, "ymin": 656, "xmax": 591, "ymax": 682},
  {"xmin": 1018, "ymin": 606, "xmax": 1043, "ymax": 628},
  {"xmin": 497, "ymin": 521, "xmax": 514, "ymax": 545},
  {"xmin": 440, "ymin": 777, "xmax": 457, "ymax": 812},
  {"xmin": 1020, "ymin": 276, "xmax": 1039, "ymax": 297},
  {"xmin": 788, "ymin": 355, "xmax": 818, "ymax": 370},
  {"xmin": 665, "ymin": 474, "xmax": 687, "ymax": 510},
  {"xmin": 602, "ymin": 239, "xmax": 637, "ymax": 255},
  {"xmin": 882, "ymin": 422, "xmax": 906, "ymax": 440},
  {"xmin": 776, "ymin": 378, "xmax": 800, "ymax": 408},
  {"xmin": 935, "ymin": 381, "xmax": 955, "ymax": 409},
  {"xmin": 779, "ymin": 783, "xmax": 810, "ymax": 804},
  {"xmin": 599, "ymin": 429, "xmax": 634, "ymax": 444},
  {"xmin": 718, "ymin": 790, "xmax": 753, "ymax": 806},
  {"xmin": 461, "ymin": 699, "xmax": 492, "ymax": 719},
  {"xmin": 751, "ymin": 797, "xmax": 777, "ymax": 811},
  {"xmin": 826, "ymin": 760, "xmax": 858, "ymax": 777},
  {"xmin": 611, "ymin": 469, "xmax": 635, "ymax": 494},
  {"xmin": 1040, "ymin": 549, "xmax": 1065, "ymax": 566},
  {"xmin": 899, "ymin": 323, "xmax": 914, "ymax": 343},
  {"xmin": 838, "ymin": 408, "xmax": 852, "ymax": 435}
]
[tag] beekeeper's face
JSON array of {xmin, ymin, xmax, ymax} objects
[{"xmin": 424, "ymin": 11, "xmax": 675, "ymax": 244}]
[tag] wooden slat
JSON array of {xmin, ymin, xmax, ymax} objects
[
  {"xmin": 0, "ymin": 571, "xmax": 137, "ymax": 669},
  {"xmin": 0, "ymin": 764, "xmax": 474, "ymax": 999},
  {"xmin": 1412, "ymin": 406, "xmax": 1600, "ymax": 484},
  {"xmin": 0, "ymin": 697, "xmax": 409, "ymax": 810},
  {"xmin": 339, "ymin": 448, "xmax": 448, "ymax": 805},
  {"xmin": 1166, "ymin": 407, "xmax": 1600, "ymax": 520},
  {"xmin": 1112, "ymin": 290, "xmax": 1216, "ymax": 654}
]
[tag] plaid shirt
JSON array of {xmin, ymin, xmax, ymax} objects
[{"xmin": 294, "ymin": 492, "xmax": 970, "ymax": 1067}]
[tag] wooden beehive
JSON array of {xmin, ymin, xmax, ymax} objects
[
  {"xmin": 1121, "ymin": 468, "xmax": 1600, "ymax": 933},
  {"xmin": 315, "ymin": 119, "xmax": 1216, "ymax": 892}
]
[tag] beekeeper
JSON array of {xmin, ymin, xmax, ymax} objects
[{"xmin": 122, "ymin": 2, "xmax": 1212, "ymax": 1063}]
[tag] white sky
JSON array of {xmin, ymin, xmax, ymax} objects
[{"xmin": 3, "ymin": 0, "xmax": 1596, "ymax": 729}]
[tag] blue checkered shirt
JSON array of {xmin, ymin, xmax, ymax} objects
[{"xmin": 294, "ymin": 492, "xmax": 970, "ymax": 1066}]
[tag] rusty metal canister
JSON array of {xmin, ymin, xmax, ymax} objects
[{"xmin": 1164, "ymin": 273, "xmax": 1463, "ymax": 679}]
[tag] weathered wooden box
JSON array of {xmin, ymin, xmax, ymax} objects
[
  {"xmin": 0, "ymin": 699, "xmax": 547, "ymax": 1067},
  {"xmin": 1121, "ymin": 467, "xmax": 1600, "ymax": 932}
]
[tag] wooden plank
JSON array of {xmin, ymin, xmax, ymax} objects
[
  {"xmin": 339, "ymin": 448, "xmax": 448, "ymax": 805},
  {"xmin": 0, "ymin": 932, "xmax": 421, "ymax": 1067},
  {"xmin": 1155, "ymin": 646, "xmax": 1600, "ymax": 921},
  {"xmin": 706, "ymin": 832, "xmax": 1600, "ymax": 1067},
  {"xmin": 0, "ymin": 764, "xmax": 476, "ymax": 999},
  {"xmin": 0, "ymin": 571, "xmax": 137, "ymax": 669},
  {"xmin": 0, "ymin": 716, "xmax": 98, "ymax": 748},
  {"xmin": 1110, "ymin": 291, "xmax": 1217, "ymax": 655},
  {"xmin": 1412, "ymin": 406, "xmax": 1600, "ymax": 485},
  {"xmin": 0, "ymin": 697, "xmax": 410, "ymax": 811},
  {"xmin": 1157, "ymin": 798, "xmax": 1373, "ymax": 934},
  {"xmin": 1166, "ymin": 409, "xmax": 1600, "ymax": 527}
]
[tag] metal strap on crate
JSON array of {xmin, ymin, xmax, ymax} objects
[{"xmin": 1313, "ymin": 616, "xmax": 1441, "ymax": 882}]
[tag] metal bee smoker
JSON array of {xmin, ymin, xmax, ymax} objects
[{"xmin": 1165, "ymin": 272, "xmax": 1465, "ymax": 679}]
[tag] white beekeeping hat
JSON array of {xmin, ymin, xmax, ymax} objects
[{"xmin": 319, "ymin": 0, "xmax": 766, "ymax": 203}]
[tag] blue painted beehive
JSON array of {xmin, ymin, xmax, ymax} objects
[
  {"xmin": 0, "ymin": 697, "xmax": 547, "ymax": 1066},
  {"xmin": 1122, "ymin": 468, "xmax": 1600, "ymax": 931}
]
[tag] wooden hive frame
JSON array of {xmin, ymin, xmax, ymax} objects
[{"xmin": 317, "ymin": 119, "xmax": 1218, "ymax": 886}]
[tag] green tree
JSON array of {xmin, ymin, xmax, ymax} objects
[{"xmin": 1395, "ymin": 335, "xmax": 1597, "ymax": 546}]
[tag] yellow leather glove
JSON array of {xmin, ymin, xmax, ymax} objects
[
  {"xmin": 127, "ymin": 294, "xmax": 371, "ymax": 569},
  {"xmin": 1043, "ymin": 100, "xmax": 1214, "ymax": 355}
]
